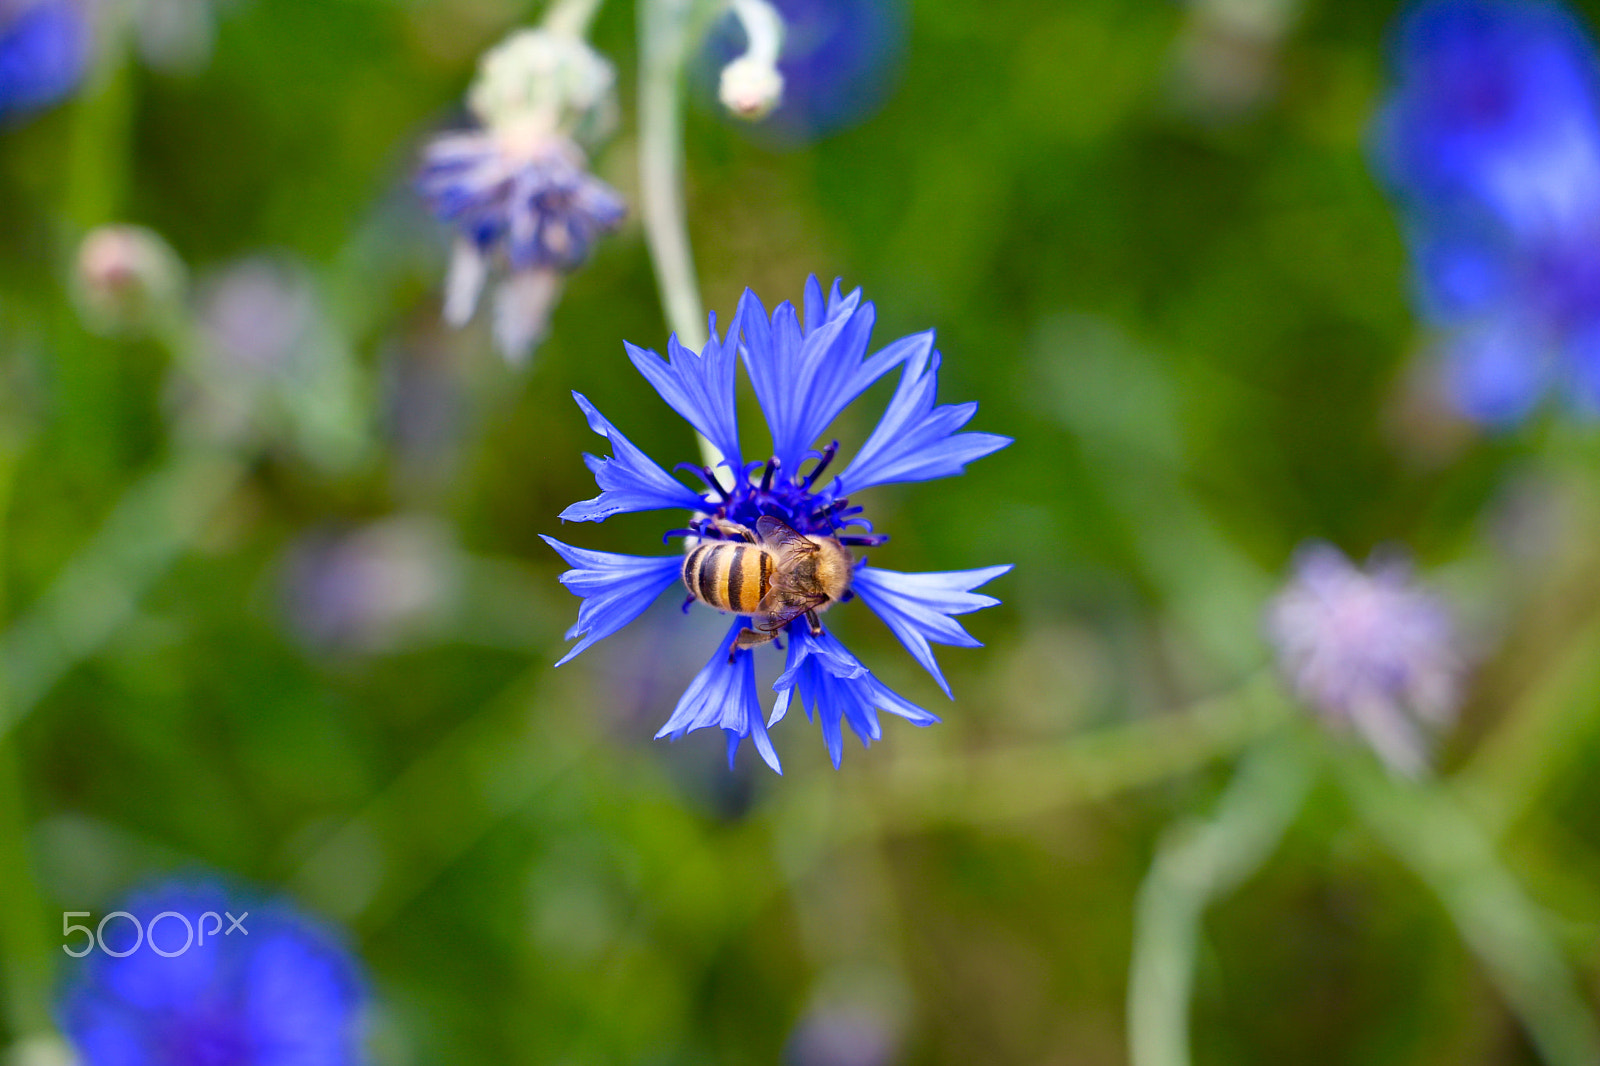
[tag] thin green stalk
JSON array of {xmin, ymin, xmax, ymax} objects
[
  {"xmin": 1336, "ymin": 751, "xmax": 1600, "ymax": 1066},
  {"xmin": 0, "ymin": 445, "xmax": 56, "ymax": 1042},
  {"xmin": 638, "ymin": 0, "xmax": 707, "ymax": 352},
  {"xmin": 0, "ymin": 448, "xmax": 248, "ymax": 741},
  {"xmin": 638, "ymin": 0, "xmax": 726, "ymax": 471},
  {"xmin": 543, "ymin": 0, "xmax": 607, "ymax": 36},
  {"xmin": 1126, "ymin": 734, "xmax": 1313, "ymax": 1066}
]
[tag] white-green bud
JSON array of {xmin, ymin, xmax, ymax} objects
[
  {"xmin": 468, "ymin": 29, "xmax": 616, "ymax": 146},
  {"xmin": 719, "ymin": 55, "xmax": 784, "ymax": 121}
]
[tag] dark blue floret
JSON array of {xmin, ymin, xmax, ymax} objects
[{"xmin": 546, "ymin": 277, "xmax": 1011, "ymax": 770}]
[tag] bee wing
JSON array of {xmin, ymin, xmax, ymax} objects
[
  {"xmin": 755, "ymin": 588, "xmax": 829, "ymax": 633},
  {"xmin": 756, "ymin": 515, "xmax": 818, "ymax": 556}
]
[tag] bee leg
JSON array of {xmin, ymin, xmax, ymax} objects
[
  {"xmin": 708, "ymin": 518, "xmax": 758, "ymax": 543},
  {"xmin": 805, "ymin": 610, "xmax": 822, "ymax": 636},
  {"xmin": 732, "ymin": 626, "xmax": 776, "ymax": 657},
  {"xmin": 680, "ymin": 595, "xmax": 695, "ymax": 614}
]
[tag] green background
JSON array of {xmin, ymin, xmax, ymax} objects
[{"xmin": 4, "ymin": 0, "xmax": 1600, "ymax": 1062}]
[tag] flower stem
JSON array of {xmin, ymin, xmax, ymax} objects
[
  {"xmin": 1336, "ymin": 750, "xmax": 1600, "ymax": 1066},
  {"xmin": 637, "ymin": 0, "xmax": 724, "ymax": 470},
  {"xmin": 1126, "ymin": 734, "xmax": 1313, "ymax": 1066},
  {"xmin": 0, "ymin": 448, "xmax": 247, "ymax": 743},
  {"xmin": 0, "ymin": 443, "xmax": 55, "ymax": 1042},
  {"xmin": 542, "ymin": 0, "xmax": 607, "ymax": 37}
]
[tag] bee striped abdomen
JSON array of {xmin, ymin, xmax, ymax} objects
[{"xmin": 683, "ymin": 542, "xmax": 771, "ymax": 614}]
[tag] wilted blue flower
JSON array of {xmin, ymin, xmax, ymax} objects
[
  {"xmin": 544, "ymin": 277, "xmax": 1010, "ymax": 772},
  {"xmin": 700, "ymin": 0, "xmax": 906, "ymax": 144},
  {"xmin": 418, "ymin": 29, "xmax": 625, "ymax": 363},
  {"xmin": 0, "ymin": 0, "xmax": 89, "ymax": 123},
  {"xmin": 1373, "ymin": 0, "xmax": 1600, "ymax": 423},
  {"xmin": 58, "ymin": 879, "xmax": 368, "ymax": 1065},
  {"xmin": 1265, "ymin": 543, "xmax": 1463, "ymax": 774}
]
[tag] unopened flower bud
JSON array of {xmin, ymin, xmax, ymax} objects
[
  {"xmin": 719, "ymin": 55, "xmax": 784, "ymax": 120},
  {"xmin": 74, "ymin": 224, "xmax": 186, "ymax": 336},
  {"xmin": 468, "ymin": 28, "xmax": 616, "ymax": 144}
]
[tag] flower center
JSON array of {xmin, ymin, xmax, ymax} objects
[{"xmin": 673, "ymin": 441, "xmax": 888, "ymax": 547}]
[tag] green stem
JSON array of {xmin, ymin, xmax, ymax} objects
[
  {"xmin": 638, "ymin": 0, "xmax": 726, "ymax": 471},
  {"xmin": 0, "ymin": 445, "xmax": 55, "ymax": 1042},
  {"xmin": 542, "ymin": 0, "xmax": 607, "ymax": 37},
  {"xmin": 0, "ymin": 448, "xmax": 247, "ymax": 741},
  {"xmin": 1336, "ymin": 752, "xmax": 1600, "ymax": 1066},
  {"xmin": 1126, "ymin": 734, "xmax": 1313, "ymax": 1066}
]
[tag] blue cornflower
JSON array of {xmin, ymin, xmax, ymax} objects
[
  {"xmin": 1373, "ymin": 0, "xmax": 1600, "ymax": 422},
  {"xmin": 544, "ymin": 277, "xmax": 1011, "ymax": 772},
  {"xmin": 58, "ymin": 878, "xmax": 368, "ymax": 1065},
  {"xmin": 0, "ymin": 0, "xmax": 89, "ymax": 123},
  {"xmin": 1265, "ymin": 543, "xmax": 1463, "ymax": 775}
]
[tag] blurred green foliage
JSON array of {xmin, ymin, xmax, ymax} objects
[{"xmin": 4, "ymin": 0, "xmax": 1600, "ymax": 1063}]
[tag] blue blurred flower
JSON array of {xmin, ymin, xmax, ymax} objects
[
  {"xmin": 417, "ymin": 130, "xmax": 624, "ymax": 361},
  {"xmin": 1265, "ymin": 543, "xmax": 1463, "ymax": 775},
  {"xmin": 58, "ymin": 879, "xmax": 368, "ymax": 1066},
  {"xmin": 1374, "ymin": 0, "xmax": 1600, "ymax": 423},
  {"xmin": 700, "ymin": 0, "xmax": 905, "ymax": 144},
  {"xmin": 544, "ymin": 277, "xmax": 1010, "ymax": 772},
  {"xmin": 0, "ymin": 0, "xmax": 90, "ymax": 123},
  {"xmin": 418, "ymin": 29, "xmax": 625, "ymax": 363}
]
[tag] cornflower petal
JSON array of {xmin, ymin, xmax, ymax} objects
[
  {"xmin": 851, "ymin": 563, "xmax": 1012, "ymax": 698},
  {"xmin": 737, "ymin": 278, "xmax": 916, "ymax": 473},
  {"xmin": 558, "ymin": 392, "xmax": 707, "ymax": 521},
  {"xmin": 834, "ymin": 344, "xmax": 1011, "ymax": 495},
  {"xmin": 771, "ymin": 626, "xmax": 936, "ymax": 768},
  {"xmin": 656, "ymin": 622, "xmax": 782, "ymax": 774},
  {"xmin": 541, "ymin": 536, "xmax": 684, "ymax": 666},
  {"xmin": 625, "ymin": 315, "xmax": 743, "ymax": 467}
]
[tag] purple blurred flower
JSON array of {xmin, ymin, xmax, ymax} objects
[
  {"xmin": 544, "ymin": 276, "xmax": 1010, "ymax": 773},
  {"xmin": 700, "ymin": 0, "xmax": 905, "ymax": 144},
  {"xmin": 786, "ymin": 1004, "xmax": 901, "ymax": 1066},
  {"xmin": 0, "ymin": 0, "xmax": 89, "ymax": 122},
  {"xmin": 58, "ymin": 879, "xmax": 368, "ymax": 1066},
  {"xmin": 1265, "ymin": 543, "xmax": 1463, "ymax": 774},
  {"xmin": 281, "ymin": 517, "xmax": 459, "ymax": 655},
  {"xmin": 1373, "ymin": 0, "xmax": 1600, "ymax": 423}
]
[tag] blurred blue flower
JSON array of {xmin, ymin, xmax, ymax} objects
[
  {"xmin": 417, "ymin": 129, "xmax": 624, "ymax": 361},
  {"xmin": 1265, "ymin": 543, "xmax": 1463, "ymax": 775},
  {"xmin": 1374, "ymin": 0, "xmax": 1600, "ymax": 423},
  {"xmin": 0, "ymin": 0, "xmax": 90, "ymax": 123},
  {"xmin": 700, "ymin": 0, "xmax": 906, "ymax": 144},
  {"xmin": 544, "ymin": 277, "xmax": 1010, "ymax": 772},
  {"xmin": 58, "ymin": 879, "xmax": 368, "ymax": 1066}
]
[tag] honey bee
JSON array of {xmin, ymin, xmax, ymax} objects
[{"xmin": 682, "ymin": 515, "xmax": 853, "ymax": 652}]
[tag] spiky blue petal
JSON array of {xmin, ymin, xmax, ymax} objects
[
  {"xmin": 657, "ymin": 622, "xmax": 782, "ymax": 773},
  {"xmin": 737, "ymin": 279, "xmax": 916, "ymax": 474},
  {"xmin": 625, "ymin": 315, "xmax": 742, "ymax": 469},
  {"xmin": 558, "ymin": 392, "xmax": 707, "ymax": 521},
  {"xmin": 834, "ymin": 343, "xmax": 1011, "ymax": 495},
  {"xmin": 851, "ymin": 563, "xmax": 1012, "ymax": 698},
  {"xmin": 542, "ymin": 536, "xmax": 684, "ymax": 666},
  {"xmin": 770, "ymin": 626, "xmax": 937, "ymax": 768}
]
